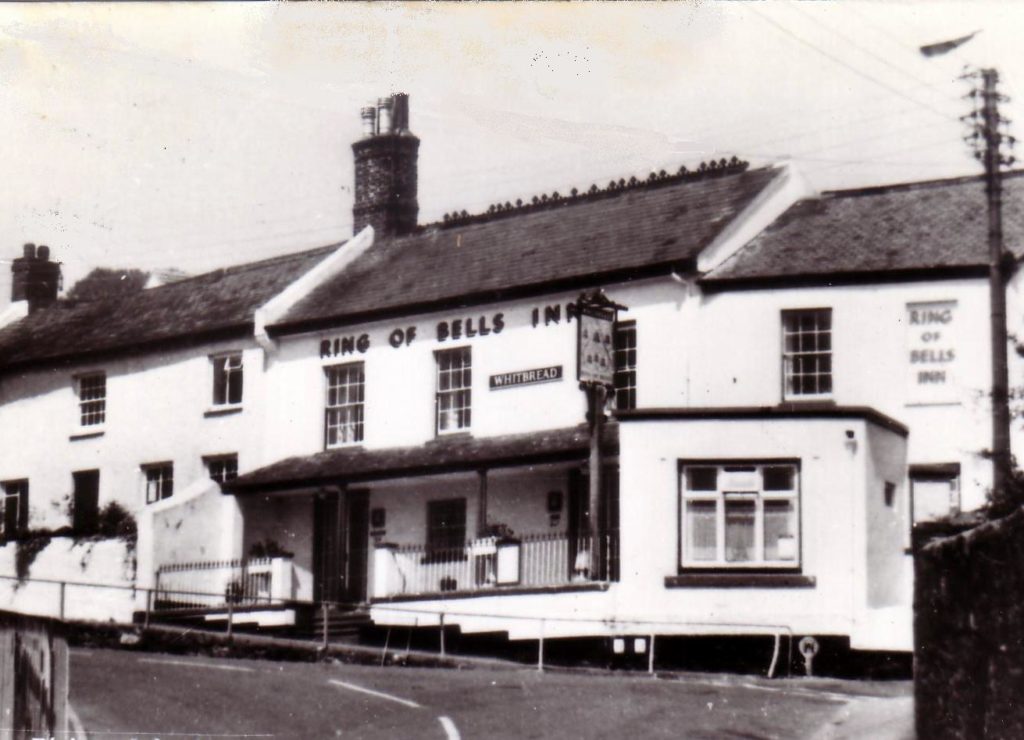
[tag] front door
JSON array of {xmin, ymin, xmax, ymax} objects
[
  {"xmin": 313, "ymin": 492, "xmax": 343, "ymax": 604},
  {"xmin": 313, "ymin": 489, "xmax": 370, "ymax": 605},
  {"xmin": 344, "ymin": 490, "xmax": 370, "ymax": 603}
]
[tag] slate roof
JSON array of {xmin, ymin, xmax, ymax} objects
[
  {"xmin": 0, "ymin": 245, "xmax": 336, "ymax": 372},
  {"xmin": 272, "ymin": 166, "xmax": 780, "ymax": 333},
  {"xmin": 704, "ymin": 171, "xmax": 1024, "ymax": 288},
  {"xmin": 226, "ymin": 423, "xmax": 619, "ymax": 493}
]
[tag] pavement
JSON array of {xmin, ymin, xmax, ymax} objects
[
  {"xmin": 69, "ymin": 646, "xmax": 915, "ymax": 739},
  {"xmin": 811, "ymin": 694, "xmax": 915, "ymax": 740}
]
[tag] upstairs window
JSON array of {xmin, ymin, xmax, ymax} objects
[
  {"xmin": 143, "ymin": 463, "xmax": 174, "ymax": 504},
  {"xmin": 212, "ymin": 353, "xmax": 243, "ymax": 407},
  {"xmin": 77, "ymin": 373, "xmax": 106, "ymax": 427},
  {"xmin": 613, "ymin": 320, "xmax": 637, "ymax": 410},
  {"xmin": 205, "ymin": 454, "xmax": 238, "ymax": 484},
  {"xmin": 681, "ymin": 463, "xmax": 800, "ymax": 569},
  {"xmin": 436, "ymin": 347, "xmax": 471, "ymax": 434},
  {"xmin": 782, "ymin": 309, "xmax": 832, "ymax": 399},
  {"xmin": 325, "ymin": 363, "xmax": 365, "ymax": 447},
  {"xmin": 0, "ymin": 480, "xmax": 28, "ymax": 541}
]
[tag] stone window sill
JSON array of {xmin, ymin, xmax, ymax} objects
[
  {"xmin": 204, "ymin": 405, "xmax": 243, "ymax": 418},
  {"xmin": 665, "ymin": 573, "xmax": 815, "ymax": 589},
  {"xmin": 69, "ymin": 429, "xmax": 105, "ymax": 441}
]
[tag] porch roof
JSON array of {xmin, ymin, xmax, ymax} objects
[{"xmin": 225, "ymin": 423, "xmax": 619, "ymax": 494}]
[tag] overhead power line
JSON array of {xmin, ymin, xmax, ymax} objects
[{"xmin": 750, "ymin": 7, "xmax": 961, "ymax": 125}]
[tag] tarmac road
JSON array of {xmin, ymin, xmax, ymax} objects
[{"xmin": 69, "ymin": 647, "xmax": 912, "ymax": 739}]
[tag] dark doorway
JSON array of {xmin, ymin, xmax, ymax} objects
[
  {"xmin": 72, "ymin": 470, "xmax": 99, "ymax": 533},
  {"xmin": 313, "ymin": 492, "xmax": 343, "ymax": 604},
  {"xmin": 345, "ymin": 490, "xmax": 370, "ymax": 603},
  {"xmin": 313, "ymin": 489, "xmax": 370, "ymax": 605}
]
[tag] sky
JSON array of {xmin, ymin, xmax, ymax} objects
[{"xmin": 2, "ymin": 1, "xmax": 1023, "ymax": 307}]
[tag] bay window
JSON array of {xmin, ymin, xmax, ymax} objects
[{"xmin": 681, "ymin": 462, "xmax": 800, "ymax": 569}]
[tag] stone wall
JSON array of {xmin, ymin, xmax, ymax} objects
[{"xmin": 914, "ymin": 508, "xmax": 1024, "ymax": 739}]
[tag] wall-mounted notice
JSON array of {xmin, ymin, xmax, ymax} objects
[
  {"xmin": 490, "ymin": 365, "xmax": 563, "ymax": 390},
  {"xmin": 907, "ymin": 300, "xmax": 958, "ymax": 405}
]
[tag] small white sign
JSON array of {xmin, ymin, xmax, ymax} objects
[{"xmin": 907, "ymin": 301, "xmax": 958, "ymax": 405}]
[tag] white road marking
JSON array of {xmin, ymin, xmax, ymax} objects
[
  {"xmin": 329, "ymin": 679, "xmax": 423, "ymax": 709},
  {"xmin": 438, "ymin": 715, "xmax": 461, "ymax": 740},
  {"xmin": 138, "ymin": 657, "xmax": 256, "ymax": 673}
]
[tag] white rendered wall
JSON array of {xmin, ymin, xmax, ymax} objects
[{"xmin": 0, "ymin": 337, "xmax": 273, "ymax": 594}]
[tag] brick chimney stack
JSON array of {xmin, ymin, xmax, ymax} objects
[
  {"xmin": 352, "ymin": 93, "xmax": 420, "ymax": 239},
  {"xmin": 11, "ymin": 243, "xmax": 61, "ymax": 313}
]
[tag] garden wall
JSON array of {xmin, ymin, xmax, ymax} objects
[{"xmin": 914, "ymin": 507, "xmax": 1024, "ymax": 739}]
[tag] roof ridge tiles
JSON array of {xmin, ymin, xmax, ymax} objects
[
  {"xmin": 147, "ymin": 242, "xmax": 342, "ymax": 290},
  {"xmin": 820, "ymin": 168, "xmax": 1024, "ymax": 201},
  {"xmin": 430, "ymin": 157, "xmax": 752, "ymax": 230}
]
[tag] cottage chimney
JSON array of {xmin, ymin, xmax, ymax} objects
[
  {"xmin": 11, "ymin": 243, "xmax": 61, "ymax": 313},
  {"xmin": 352, "ymin": 92, "xmax": 420, "ymax": 238}
]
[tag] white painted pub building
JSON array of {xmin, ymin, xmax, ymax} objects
[{"xmin": 1, "ymin": 94, "xmax": 1021, "ymax": 653}]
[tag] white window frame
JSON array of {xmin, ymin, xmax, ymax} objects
[
  {"xmin": 680, "ymin": 461, "xmax": 801, "ymax": 570},
  {"xmin": 435, "ymin": 347, "xmax": 472, "ymax": 435},
  {"xmin": 211, "ymin": 352, "xmax": 244, "ymax": 408},
  {"xmin": 76, "ymin": 372, "xmax": 107, "ymax": 428},
  {"xmin": 613, "ymin": 320, "xmax": 637, "ymax": 411},
  {"xmin": 142, "ymin": 463, "xmax": 174, "ymax": 504},
  {"xmin": 325, "ymin": 362, "xmax": 365, "ymax": 447},
  {"xmin": 205, "ymin": 454, "xmax": 239, "ymax": 484},
  {"xmin": 781, "ymin": 308, "xmax": 833, "ymax": 400}
]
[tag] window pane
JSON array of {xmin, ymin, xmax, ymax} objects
[
  {"xmin": 686, "ymin": 467, "xmax": 717, "ymax": 491},
  {"xmin": 436, "ymin": 348, "xmax": 471, "ymax": 433},
  {"xmin": 764, "ymin": 500, "xmax": 797, "ymax": 561},
  {"xmin": 763, "ymin": 466, "xmax": 795, "ymax": 491},
  {"xmin": 782, "ymin": 309, "xmax": 832, "ymax": 398},
  {"xmin": 325, "ymin": 363, "xmax": 365, "ymax": 446},
  {"xmin": 686, "ymin": 501, "xmax": 717, "ymax": 561},
  {"xmin": 724, "ymin": 499, "xmax": 756, "ymax": 562}
]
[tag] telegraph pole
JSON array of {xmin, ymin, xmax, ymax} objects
[{"xmin": 965, "ymin": 67, "xmax": 1016, "ymax": 496}]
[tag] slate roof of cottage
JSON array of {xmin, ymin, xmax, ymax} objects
[
  {"xmin": 271, "ymin": 165, "xmax": 780, "ymax": 333},
  {"xmin": 703, "ymin": 171, "xmax": 1024, "ymax": 288},
  {"xmin": 225, "ymin": 422, "xmax": 619, "ymax": 493},
  {"xmin": 0, "ymin": 245, "xmax": 336, "ymax": 372}
]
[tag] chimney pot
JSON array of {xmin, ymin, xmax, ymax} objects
[
  {"xmin": 360, "ymin": 106, "xmax": 377, "ymax": 137},
  {"xmin": 391, "ymin": 93, "xmax": 410, "ymax": 132},
  {"xmin": 23, "ymin": 243, "xmax": 35, "ymax": 259},
  {"xmin": 376, "ymin": 97, "xmax": 393, "ymax": 134}
]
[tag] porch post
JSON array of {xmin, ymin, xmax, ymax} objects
[
  {"xmin": 588, "ymin": 384, "xmax": 606, "ymax": 581},
  {"xmin": 476, "ymin": 468, "xmax": 489, "ymax": 537}
]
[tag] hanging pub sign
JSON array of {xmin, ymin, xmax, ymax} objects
[
  {"xmin": 576, "ymin": 291, "xmax": 625, "ymax": 387},
  {"xmin": 906, "ymin": 300, "xmax": 959, "ymax": 405}
]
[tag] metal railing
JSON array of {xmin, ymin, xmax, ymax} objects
[
  {"xmin": 155, "ymin": 557, "xmax": 282, "ymax": 611},
  {"xmin": 378, "ymin": 532, "xmax": 619, "ymax": 598},
  {"xmin": 0, "ymin": 572, "xmax": 796, "ymax": 677}
]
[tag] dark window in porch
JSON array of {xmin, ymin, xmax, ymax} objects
[{"xmin": 426, "ymin": 498, "xmax": 466, "ymax": 557}]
